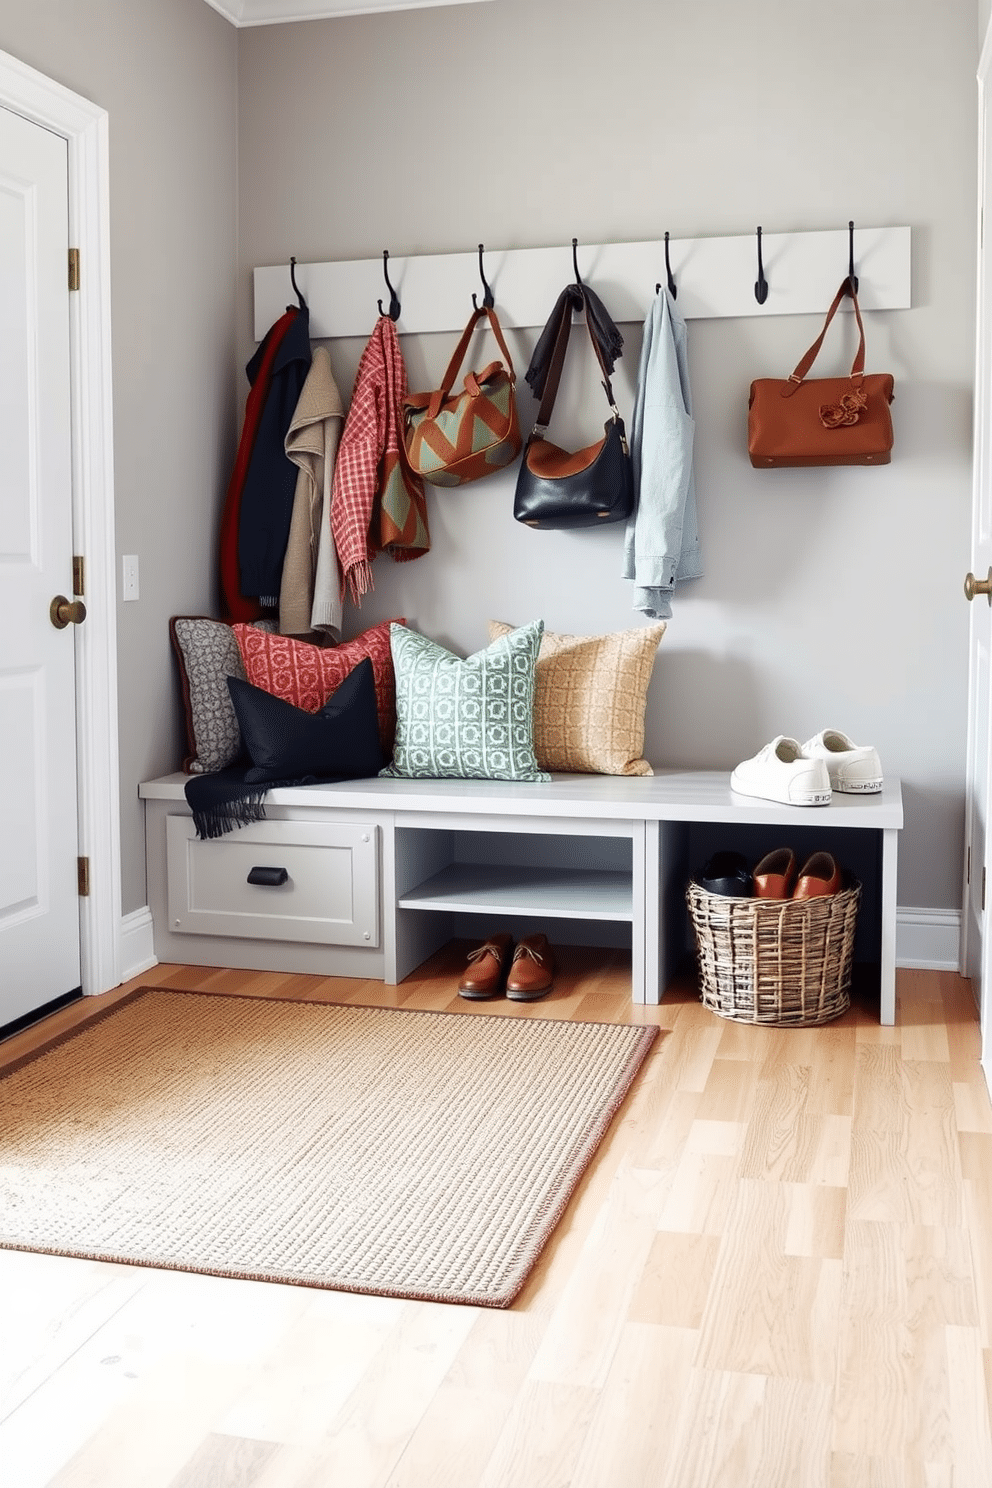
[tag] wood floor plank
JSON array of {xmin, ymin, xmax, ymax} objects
[
  {"xmin": 805, "ymin": 1025, "xmax": 857, "ymax": 1116},
  {"xmin": 695, "ymin": 1055, "xmax": 759, "ymax": 1124},
  {"xmin": 526, "ymin": 1163, "xmax": 668, "ymax": 1389},
  {"xmin": 167, "ymin": 1434, "xmax": 280, "ymax": 1488},
  {"xmin": 0, "ymin": 1255, "xmax": 146, "ymax": 1423},
  {"xmin": 250, "ymin": 1302, "xmax": 478, "ymax": 1488},
  {"xmin": 655, "ymin": 1009, "xmax": 725, "ymax": 1094},
  {"xmin": 660, "ymin": 1369, "xmax": 834, "ymax": 1488},
  {"xmin": 738, "ymin": 1062, "xmax": 829, "ymax": 1182},
  {"xmin": 953, "ymin": 1077, "xmax": 992, "ymax": 1135},
  {"xmin": 959, "ymin": 1132, "xmax": 992, "ymax": 1348},
  {"xmin": 850, "ymin": 1064, "xmax": 961, "ymax": 1228},
  {"xmin": 214, "ymin": 1291, "xmax": 406, "ymax": 1447},
  {"xmin": 473, "ymin": 1380, "xmax": 600, "ymax": 1488},
  {"xmin": 853, "ymin": 1040, "xmax": 906, "ymax": 1133},
  {"xmin": 832, "ymin": 1220, "xmax": 909, "ymax": 1459},
  {"xmin": 827, "ymin": 1452, "xmax": 906, "ymax": 1486},
  {"xmin": 784, "ymin": 1182, "xmax": 848, "ymax": 1259},
  {"xmin": 695, "ymin": 1178, "xmax": 843, "ymax": 1382},
  {"xmin": 627, "ymin": 1230, "xmax": 721, "ymax": 1328},
  {"xmin": 41, "ymin": 1352, "xmax": 259, "ymax": 1488},
  {"xmin": 569, "ymin": 1323, "xmax": 697, "ymax": 1488},
  {"xmin": 380, "ymin": 1312, "xmax": 542, "ymax": 1488},
  {"xmin": 945, "ymin": 1325, "xmax": 992, "ymax": 1484},
  {"xmin": 657, "ymin": 1119, "xmax": 745, "ymax": 1236}
]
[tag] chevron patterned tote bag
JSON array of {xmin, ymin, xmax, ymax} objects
[{"xmin": 403, "ymin": 305, "xmax": 521, "ymax": 486}]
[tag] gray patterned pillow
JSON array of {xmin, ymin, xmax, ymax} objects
[
  {"xmin": 381, "ymin": 620, "xmax": 551, "ymax": 782},
  {"xmin": 170, "ymin": 616, "xmax": 246, "ymax": 773}
]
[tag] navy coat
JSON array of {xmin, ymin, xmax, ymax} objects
[{"xmin": 238, "ymin": 305, "xmax": 312, "ymax": 603}]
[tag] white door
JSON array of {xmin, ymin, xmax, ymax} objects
[{"xmin": 0, "ymin": 105, "xmax": 81, "ymax": 1025}]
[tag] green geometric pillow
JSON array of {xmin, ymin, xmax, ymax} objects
[{"xmin": 381, "ymin": 620, "xmax": 551, "ymax": 782}]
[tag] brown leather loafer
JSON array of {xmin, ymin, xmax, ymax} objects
[
  {"xmin": 458, "ymin": 932, "xmax": 513, "ymax": 999},
  {"xmin": 753, "ymin": 847, "xmax": 797, "ymax": 899},
  {"xmin": 505, "ymin": 934, "xmax": 555, "ymax": 1001},
  {"xmin": 793, "ymin": 851, "xmax": 843, "ymax": 900}
]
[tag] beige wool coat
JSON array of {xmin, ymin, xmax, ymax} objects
[{"xmin": 279, "ymin": 345, "xmax": 346, "ymax": 640}]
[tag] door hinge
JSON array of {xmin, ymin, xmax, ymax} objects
[
  {"xmin": 68, "ymin": 248, "xmax": 80, "ymax": 292},
  {"xmin": 72, "ymin": 555, "xmax": 85, "ymax": 596},
  {"xmin": 77, "ymin": 857, "xmax": 90, "ymax": 897},
  {"xmin": 983, "ymin": 865, "xmax": 986, "ymax": 914},
  {"xmin": 967, "ymin": 845, "xmax": 972, "ymax": 886}
]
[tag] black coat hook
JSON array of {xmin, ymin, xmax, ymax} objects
[
  {"xmin": 754, "ymin": 226, "xmax": 769, "ymax": 304},
  {"xmin": 571, "ymin": 236, "xmax": 583, "ymax": 287},
  {"xmin": 377, "ymin": 250, "xmax": 401, "ymax": 322},
  {"xmin": 288, "ymin": 256, "xmax": 306, "ymax": 311},
  {"xmin": 472, "ymin": 243, "xmax": 495, "ymax": 310},
  {"xmin": 848, "ymin": 220, "xmax": 859, "ymax": 295},
  {"xmin": 656, "ymin": 231, "xmax": 677, "ymax": 298}
]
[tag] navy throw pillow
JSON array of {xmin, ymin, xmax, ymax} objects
[{"xmin": 227, "ymin": 657, "xmax": 385, "ymax": 784}]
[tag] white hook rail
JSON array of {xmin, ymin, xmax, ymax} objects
[{"xmin": 253, "ymin": 224, "xmax": 911, "ymax": 341}]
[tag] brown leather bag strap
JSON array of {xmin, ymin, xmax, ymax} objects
[
  {"xmin": 533, "ymin": 287, "xmax": 620, "ymax": 434},
  {"xmin": 427, "ymin": 305, "xmax": 517, "ymax": 418},
  {"xmin": 781, "ymin": 277, "xmax": 866, "ymax": 398}
]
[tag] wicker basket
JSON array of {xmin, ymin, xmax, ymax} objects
[{"xmin": 685, "ymin": 878, "xmax": 861, "ymax": 1026}]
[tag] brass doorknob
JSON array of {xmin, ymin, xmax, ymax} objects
[
  {"xmin": 964, "ymin": 568, "xmax": 992, "ymax": 604},
  {"xmin": 50, "ymin": 595, "xmax": 87, "ymax": 629}
]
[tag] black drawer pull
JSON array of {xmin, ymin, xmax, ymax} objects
[{"xmin": 247, "ymin": 866, "xmax": 289, "ymax": 887}]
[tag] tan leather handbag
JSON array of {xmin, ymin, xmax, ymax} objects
[{"xmin": 748, "ymin": 278, "xmax": 894, "ymax": 467}]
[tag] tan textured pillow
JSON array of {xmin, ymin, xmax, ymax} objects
[{"xmin": 488, "ymin": 620, "xmax": 666, "ymax": 776}]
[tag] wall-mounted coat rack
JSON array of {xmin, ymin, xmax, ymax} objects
[{"xmin": 253, "ymin": 224, "xmax": 911, "ymax": 342}]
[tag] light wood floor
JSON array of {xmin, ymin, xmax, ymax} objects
[{"xmin": 2, "ymin": 947, "xmax": 992, "ymax": 1487}]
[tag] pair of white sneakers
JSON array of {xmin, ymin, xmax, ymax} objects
[{"xmin": 730, "ymin": 729, "xmax": 883, "ymax": 807}]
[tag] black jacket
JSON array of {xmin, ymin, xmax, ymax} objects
[{"xmin": 237, "ymin": 305, "xmax": 312, "ymax": 602}]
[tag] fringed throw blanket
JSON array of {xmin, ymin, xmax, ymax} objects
[{"xmin": 183, "ymin": 766, "xmax": 286, "ymax": 839}]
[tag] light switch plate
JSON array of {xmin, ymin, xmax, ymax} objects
[{"xmin": 122, "ymin": 554, "xmax": 139, "ymax": 601}]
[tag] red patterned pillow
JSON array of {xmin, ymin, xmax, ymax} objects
[{"xmin": 232, "ymin": 620, "xmax": 404, "ymax": 752}]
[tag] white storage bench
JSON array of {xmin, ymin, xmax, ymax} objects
[{"xmin": 140, "ymin": 770, "xmax": 904, "ymax": 1021}]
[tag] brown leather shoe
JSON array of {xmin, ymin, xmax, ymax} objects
[
  {"xmin": 458, "ymin": 933, "xmax": 513, "ymax": 999},
  {"xmin": 505, "ymin": 934, "xmax": 555, "ymax": 1001},
  {"xmin": 753, "ymin": 847, "xmax": 797, "ymax": 899},
  {"xmin": 793, "ymin": 852, "xmax": 843, "ymax": 900}
]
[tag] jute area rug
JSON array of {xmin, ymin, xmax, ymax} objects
[{"xmin": 0, "ymin": 989, "xmax": 657, "ymax": 1308}]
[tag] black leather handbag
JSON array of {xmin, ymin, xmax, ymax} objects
[{"xmin": 513, "ymin": 286, "xmax": 634, "ymax": 530}]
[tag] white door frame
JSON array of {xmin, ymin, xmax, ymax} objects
[{"xmin": 0, "ymin": 48, "xmax": 121, "ymax": 997}]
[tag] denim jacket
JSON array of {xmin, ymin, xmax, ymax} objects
[{"xmin": 621, "ymin": 287, "xmax": 702, "ymax": 618}]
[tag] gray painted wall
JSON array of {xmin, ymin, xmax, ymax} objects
[
  {"xmin": 238, "ymin": 0, "xmax": 979, "ymax": 911},
  {"xmin": 0, "ymin": 0, "xmax": 983, "ymax": 924},
  {"xmin": 0, "ymin": 0, "xmax": 238, "ymax": 915}
]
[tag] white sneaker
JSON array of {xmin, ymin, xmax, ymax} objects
[
  {"xmin": 730, "ymin": 736, "xmax": 832, "ymax": 807},
  {"xmin": 802, "ymin": 728, "xmax": 883, "ymax": 794}
]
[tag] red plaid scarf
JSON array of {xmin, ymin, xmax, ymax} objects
[{"xmin": 331, "ymin": 316, "xmax": 430, "ymax": 602}]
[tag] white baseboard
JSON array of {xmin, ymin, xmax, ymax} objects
[
  {"xmin": 120, "ymin": 906, "xmax": 157, "ymax": 983},
  {"xmin": 896, "ymin": 907, "xmax": 961, "ymax": 972}
]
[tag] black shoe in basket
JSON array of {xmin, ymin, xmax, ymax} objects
[{"xmin": 697, "ymin": 851, "xmax": 752, "ymax": 898}]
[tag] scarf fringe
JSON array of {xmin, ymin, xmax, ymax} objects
[
  {"xmin": 190, "ymin": 788, "xmax": 269, "ymax": 841},
  {"xmin": 345, "ymin": 559, "xmax": 374, "ymax": 604}
]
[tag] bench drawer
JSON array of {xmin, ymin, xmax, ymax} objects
[{"xmin": 166, "ymin": 816, "xmax": 380, "ymax": 946}]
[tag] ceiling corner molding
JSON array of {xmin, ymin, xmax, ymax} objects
[{"xmin": 203, "ymin": 0, "xmax": 493, "ymax": 26}]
